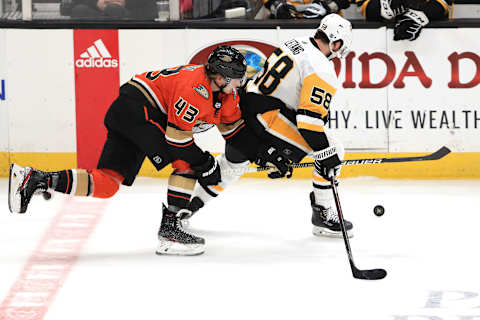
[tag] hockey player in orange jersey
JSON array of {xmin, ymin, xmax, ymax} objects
[{"xmin": 8, "ymin": 45, "xmax": 264, "ymax": 256}]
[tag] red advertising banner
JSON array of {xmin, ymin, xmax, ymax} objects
[{"xmin": 73, "ymin": 29, "xmax": 119, "ymax": 169}]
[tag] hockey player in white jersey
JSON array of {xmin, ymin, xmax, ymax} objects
[{"xmin": 185, "ymin": 14, "xmax": 354, "ymax": 238}]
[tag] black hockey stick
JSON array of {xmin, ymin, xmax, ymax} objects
[
  {"xmin": 330, "ymin": 176, "xmax": 387, "ymax": 280},
  {"xmin": 232, "ymin": 146, "xmax": 451, "ymax": 174},
  {"xmin": 340, "ymin": 146, "xmax": 451, "ymax": 166}
]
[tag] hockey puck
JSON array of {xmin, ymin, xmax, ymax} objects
[
  {"xmin": 373, "ymin": 205, "xmax": 385, "ymax": 216},
  {"xmin": 42, "ymin": 192, "xmax": 52, "ymax": 201}
]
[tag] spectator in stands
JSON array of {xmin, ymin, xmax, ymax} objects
[
  {"xmin": 264, "ymin": 0, "xmax": 450, "ymax": 42},
  {"xmin": 264, "ymin": 0, "xmax": 351, "ymax": 19},
  {"xmin": 68, "ymin": 0, "xmax": 158, "ymax": 20},
  {"xmin": 358, "ymin": 0, "xmax": 451, "ymax": 41}
]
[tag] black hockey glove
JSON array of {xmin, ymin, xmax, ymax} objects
[
  {"xmin": 393, "ymin": 9, "xmax": 429, "ymax": 41},
  {"xmin": 191, "ymin": 152, "xmax": 222, "ymax": 186},
  {"xmin": 380, "ymin": 0, "xmax": 408, "ymax": 20},
  {"xmin": 176, "ymin": 196, "xmax": 204, "ymax": 220},
  {"xmin": 313, "ymin": 146, "xmax": 342, "ymax": 180},
  {"xmin": 331, "ymin": 0, "xmax": 350, "ymax": 10},
  {"xmin": 255, "ymin": 145, "xmax": 293, "ymax": 179},
  {"xmin": 269, "ymin": 0, "xmax": 296, "ymax": 19}
]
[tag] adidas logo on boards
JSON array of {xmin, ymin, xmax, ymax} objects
[{"xmin": 75, "ymin": 39, "xmax": 118, "ymax": 68}]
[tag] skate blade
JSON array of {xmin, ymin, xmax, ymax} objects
[
  {"xmin": 155, "ymin": 238, "xmax": 205, "ymax": 256},
  {"xmin": 8, "ymin": 164, "xmax": 24, "ymax": 214},
  {"xmin": 312, "ymin": 226, "xmax": 353, "ymax": 239}
]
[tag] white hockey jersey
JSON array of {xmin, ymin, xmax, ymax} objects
[{"xmin": 247, "ymin": 36, "xmax": 339, "ymax": 135}]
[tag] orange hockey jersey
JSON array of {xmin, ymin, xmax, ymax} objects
[{"xmin": 129, "ymin": 64, "xmax": 242, "ymax": 132}]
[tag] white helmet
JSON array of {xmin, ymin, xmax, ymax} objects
[{"xmin": 317, "ymin": 13, "xmax": 353, "ymax": 60}]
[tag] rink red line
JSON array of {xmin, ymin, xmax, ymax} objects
[{"xmin": 0, "ymin": 196, "xmax": 108, "ymax": 320}]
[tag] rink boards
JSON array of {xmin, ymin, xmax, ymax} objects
[{"xmin": 0, "ymin": 28, "xmax": 479, "ymax": 179}]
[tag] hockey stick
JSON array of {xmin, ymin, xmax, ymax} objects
[
  {"xmin": 234, "ymin": 146, "xmax": 451, "ymax": 174},
  {"xmin": 330, "ymin": 176, "xmax": 387, "ymax": 280}
]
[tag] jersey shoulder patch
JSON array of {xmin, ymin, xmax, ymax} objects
[{"xmin": 193, "ymin": 84, "xmax": 209, "ymax": 99}]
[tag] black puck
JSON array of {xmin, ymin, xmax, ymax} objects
[
  {"xmin": 42, "ymin": 192, "xmax": 52, "ymax": 200},
  {"xmin": 374, "ymin": 205, "xmax": 385, "ymax": 216}
]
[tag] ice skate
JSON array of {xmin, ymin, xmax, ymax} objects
[
  {"xmin": 156, "ymin": 204, "xmax": 205, "ymax": 256},
  {"xmin": 8, "ymin": 164, "xmax": 50, "ymax": 214},
  {"xmin": 310, "ymin": 192, "xmax": 353, "ymax": 238}
]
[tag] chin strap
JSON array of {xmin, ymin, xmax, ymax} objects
[
  {"xmin": 326, "ymin": 49, "xmax": 336, "ymax": 60},
  {"xmin": 214, "ymin": 76, "xmax": 232, "ymax": 93},
  {"xmin": 327, "ymin": 42, "xmax": 349, "ymax": 60}
]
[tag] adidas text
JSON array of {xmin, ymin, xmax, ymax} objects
[{"xmin": 75, "ymin": 58, "xmax": 119, "ymax": 68}]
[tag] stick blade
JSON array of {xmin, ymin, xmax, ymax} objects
[
  {"xmin": 426, "ymin": 146, "xmax": 451, "ymax": 160},
  {"xmin": 353, "ymin": 268, "xmax": 387, "ymax": 280}
]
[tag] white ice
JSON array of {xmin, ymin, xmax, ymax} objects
[{"xmin": 1, "ymin": 177, "xmax": 480, "ymax": 320}]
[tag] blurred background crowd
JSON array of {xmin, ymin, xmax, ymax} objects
[{"xmin": 0, "ymin": 0, "xmax": 479, "ymax": 40}]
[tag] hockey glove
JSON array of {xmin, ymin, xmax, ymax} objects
[
  {"xmin": 176, "ymin": 196, "xmax": 204, "ymax": 220},
  {"xmin": 330, "ymin": 0, "xmax": 350, "ymax": 10},
  {"xmin": 191, "ymin": 152, "xmax": 222, "ymax": 186},
  {"xmin": 300, "ymin": 2, "xmax": 327, "ymax": 19},
  {"xmin": 301, "ymin": 0, "xmax": 350, "ymax": 17},
  {"xmin": 255, "ymin": 145, "xmax": 293, "ymax": 179},
  {"xmin": 269, "ymin": 0, "xmax": 297, "ymax": 19},
  {"xmin": 380, "ymin": 0, "xmax": 407, "ymax": 20},
  {"xmin": 393, "ymin": 9, "xmax": 429, "ymax": 41},
  {"xmin": 313, "ymin": 146, "xmax": 342, "ymax": 180}
]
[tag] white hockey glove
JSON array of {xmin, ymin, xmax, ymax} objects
[
  {"xmin": 380, "ymin": 0, "xmax": 408, "ymax": 20},
  {"xmin": 298, "ymin": 2, "xmax": 327, "ymax": 19},
  {"xmin": 313, "ymin": 146, "xmax": 342, "ymax": 180},
  {"xmin": 393, "ymin": 9, "xmax": 429, "ymax": 41}
]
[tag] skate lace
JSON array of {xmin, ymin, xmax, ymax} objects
[
  {"xmin": 324, "ymin": 207, "xmax": 340, "ymax": 223},
  {"xmin": 175, "ymin": 219, "xmax": 197, "ymax": 239}
]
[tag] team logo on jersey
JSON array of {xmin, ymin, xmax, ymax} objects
[
  {"xmin": 75, "ymin": 39, "xmax": 119, "ymax": 68},
  {"xmin": 193, "ymin": 84, "xmax": 209, "ymax": 99}
]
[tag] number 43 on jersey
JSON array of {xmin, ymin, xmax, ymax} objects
[{"xmin": 174, "ymin": 97, "xmax": 199, "ymax": 123}]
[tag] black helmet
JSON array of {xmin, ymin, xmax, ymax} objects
[{"xmin": 206, "ymin": 45, "xmax": 247, "ymax": 79}]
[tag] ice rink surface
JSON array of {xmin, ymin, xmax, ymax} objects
[{"xmin": 1, "ymin": 177, "xmax": 480, "ymax": 320}]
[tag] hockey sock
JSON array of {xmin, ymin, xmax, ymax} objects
[
  {"xmin": 167, "ymin": 173, "xmax": 195, "ymax": 213},
  {"xmin": 49, "ymin": 168, "xmax": 123, "ymax": 198},
  {"xmin": 49, "ymin": 169, "xmax": 91, "ymax": 196},
  {"xmin": 312, "ymin": 185, "xmax": 333, "ymax": 208},
  {"xmin": 312, "ymin": 170, "xmax": 337, "ymax": 208}
]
